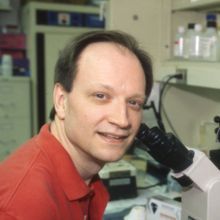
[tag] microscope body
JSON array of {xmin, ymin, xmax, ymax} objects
[
  {"xmin": 173, "ymin": 149, "xmax": 220, "ymax": 220},
  {"xmin": 137, "ymin": 124, "xmax": 220, "ymax": 220}
]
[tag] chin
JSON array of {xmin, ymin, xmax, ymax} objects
[{"xmin": 98, "ymin": 150, "xmax": 126, "ymax": 163}]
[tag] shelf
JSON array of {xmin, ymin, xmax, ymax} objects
[
  {"xmin": 0, "ymin": 1, "xmax": 11, "ymax": 11},
  {"xmin": 172, "ymin": 0, "xmax": 220, "ymax": 12},
  {"xmin": 0, "ymin": 5, "xmax": 11, "ymax": 11},
  {"xmin": 25, "ymin": 1, "xmax": 99, "ymax": 13},
  {"xmin": 156, "ymin": 60, "xmax": 220, "ymax": 89}
]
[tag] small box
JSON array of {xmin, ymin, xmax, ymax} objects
[
  {"xmin": 84, "ymin": 14, "xmax": 105, "ymax": 28},
  {"xmin": 71, "ymin": 12, "xmax": 83, "ymax": 26},
  {"xmin": 13, "ymin": 58, "xmax": 30, "ymax": 76},
  {"xmin": 0, "ymin": 50, "xmax": 26, "ymax": 60},
  {"xmin": 57, "ymin": 12, "xmax": 71, "ymax": 26},
  {"xmin": 39, "ymin": 10, "xmax": 84, "ymax": 27},
  {"xmin": 0, "ymin": 34, "xmax": 26, "ymax": 50},
  {"xmin": 47, "ymin": 11, "xmax": 58, "ymax": 25}
]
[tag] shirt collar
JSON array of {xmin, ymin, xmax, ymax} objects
[{"xmin": 35, "ymin": 124, "xmax": 100, "ymax": 201}]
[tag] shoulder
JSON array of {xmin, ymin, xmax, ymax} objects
[
  {"xmin": 0, "ymin": 138, "xmax": 58, "ymax": 219},
  {"xmin": 0, "ymin": 161, "xmax": 58, "ymax": 220}
]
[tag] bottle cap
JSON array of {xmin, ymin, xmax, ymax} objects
[
  {"xmin": 195, "ymin": 23, "xmax": 202, "ymax": 31},
  {"xmin": 207, "ymin": 21, "xmax": 217, "ymax": 28},
  {"xmin": 178, "ymin": 26, "xmax": 185, "ymax": 33},
  {"xmin": 206, "ymin": 14, "xmax": 217, "ymax": 21},
  {"xmin": 188, "ymin": 23, "xmax": 195, "ymax": 29}
]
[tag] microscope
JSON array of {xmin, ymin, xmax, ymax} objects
[{"xmin": 136, "ymin": 123, "xmax": 220, "ymax": 220}]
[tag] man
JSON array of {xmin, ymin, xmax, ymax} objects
[{"xmin": 0, "ymin": 30, "xmax": 153, "ymax": 220}]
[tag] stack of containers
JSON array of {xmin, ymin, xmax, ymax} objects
[{"xmin": 173, "ymin": 13, "xmax": 220, "ymax": 62}]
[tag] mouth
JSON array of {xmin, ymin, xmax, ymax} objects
[{"xmin": 97, "ymin": 132, "xmax": 129, "ymax": 142}]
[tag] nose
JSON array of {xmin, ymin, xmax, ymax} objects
[{"xmin": 108, "ymin": 101, "xmax": 131, "ymax": 129}]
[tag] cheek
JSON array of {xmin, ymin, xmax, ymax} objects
[
  {"xmin": 130, "ymin": 110, "xmax": 143, "ymax": 125},
  {"xmin": 77, "ymin": 108, "xmax": 105, "ymax": 129},
  {"xmin": 84, "ymin": 106, "xmax": 108, "ymax": 120}
]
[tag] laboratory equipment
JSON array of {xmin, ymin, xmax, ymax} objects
[
  {"xmin": 214, "ymin": 115, "xmax": 220, "ymax": 142},
  {"xmin": 99, "ymin": 160, "xmax": 137, "ymax": 200},
  {"xmin": 136, "ymin": 123, "xmax": 220, "ymax": 220},
  {"xmin": 146, "ymin": 195, "xmax": 181, "ymax": 220}
]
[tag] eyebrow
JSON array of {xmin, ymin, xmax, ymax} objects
[{"xmin": 92, "ymin": 83, "xmax": 146, "ymax": 100}]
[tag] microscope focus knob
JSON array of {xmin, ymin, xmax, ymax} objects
[
  {"xmin": 214, "ymin": 116, "xmax": 220, "ymax": 124},
  {"xmin": 214, "ymin": 116, "xmax": 220, "ymax": 142}
]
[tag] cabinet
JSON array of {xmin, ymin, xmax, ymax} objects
[
  {"xmin": 0, "ymin": 77, "xmax": 31, "ymax": 161},
  {"xmin": 156, "ymin": 0, "xmax": 220, "ymax": 89},
  {"xmin": 105, "ymin": 0, "xmax": 170, "ymax": 69},
  {"xmin": 22, "ymin": 2, "xmax": 104, "ymax": 133},
  {"xmin": 172, "ymin": 0, "xmax": 220, "ymax": 10}
]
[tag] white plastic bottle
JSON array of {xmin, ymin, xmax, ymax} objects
[
  {"xmin": 189, "ymin": 23, "xmax": 203, "ymax": 60},
  {"xmin": 184, "ymin": 23, "xmax": 195, "ymax": 59},
  {"xmin": 201, "ymin": 14, "xmax": 220, "ymax": 62},
  {"xmin": 1, "ymin": 54, "xmax": 13, "ymax": 77},
  {"xmin": 173, "ymin": 26, "xmax": 185, "ymax": 59}
]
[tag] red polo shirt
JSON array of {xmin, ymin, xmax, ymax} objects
[{"xmin": 0, "ymin": 124, "xmax": 109, "ymax": 220}]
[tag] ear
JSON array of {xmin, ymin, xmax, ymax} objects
[{"xmin": 53, "ymin": 83, "xmax": 67, "ymax": 120}]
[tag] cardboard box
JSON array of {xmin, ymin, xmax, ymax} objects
[{"xmin": 0, "ymin": 34, "xmax": 26, "ymax": 50}]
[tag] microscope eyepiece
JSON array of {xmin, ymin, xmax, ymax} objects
[{"xmin": 136, "ymin": 123, "xmax": 194, "ymax": 173}]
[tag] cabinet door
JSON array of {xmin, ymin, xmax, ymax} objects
[
  {"xmin": 0, "ymin": 78, "xmax": 31, "ymax": 118},
  {"xmin": 0, "ymin": 78, "xmax": 31, "ymax": 161},
  {"xmin": 105, "ymin": 0, "xmax": 170, "ymax": 64}
]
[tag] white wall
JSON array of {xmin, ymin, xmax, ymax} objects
[{"xmin": 163, "ymin": 84, "xmax": 220, "ymax": 150}]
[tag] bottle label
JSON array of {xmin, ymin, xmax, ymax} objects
[
  {"xmin": 173, "ymin": 38, "xmax": 184, "ymax": 57},
  {"xmin": 188, "ymin": 35, "xmax": 202, "ymax": 57},
  {"xmin": 200, "ymin": 36, "xmax": 218, "ymax": 60}
]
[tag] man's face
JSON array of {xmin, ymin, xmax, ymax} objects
[{"xmin": 61, "ymin": 42, "xmax": 146, "ymax": 163}]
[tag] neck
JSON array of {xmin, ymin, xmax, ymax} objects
[{"xmin": 50, "ymin": 116, "xmax": 104, "ymax": 184}]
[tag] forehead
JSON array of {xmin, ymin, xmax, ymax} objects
[
  {"xmin": 77, "ymin": 42, "xmax": 143, "ymax": 74},
  {"xmin": 79, "ymin": 42, "xmax": 134, "ymax": 62},
  {"xmin": 74, "ymin": 42, "xmax": 146, "ymax": 92}
]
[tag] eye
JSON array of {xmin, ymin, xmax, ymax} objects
[
  {"xmin": 128, "ymin": 99, "xmax": 144, "ymax": 110},
  {"xmin": 95, "ymin": 93, "xmax": 106, "ymax": 99},
  {"xmin": 92, "ymin": 92, "xmax": 111, "ymax": 103}
]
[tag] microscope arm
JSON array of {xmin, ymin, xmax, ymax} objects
[{"xmin": 171, "ymin": 148, "xmax": 220, "ymax": 192}]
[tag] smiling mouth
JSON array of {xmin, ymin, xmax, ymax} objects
[{"xmin": 97, "ymin": 132, "xmax": 128, "ymax": 141}]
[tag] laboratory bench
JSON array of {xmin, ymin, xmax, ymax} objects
[
  {"xmin": 104, "ymin": 178, "xmax": 181, "ymax": 220},
  {"xmin": 101, "ymin": 158, "xmax": 182, "ymax": 220}
]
